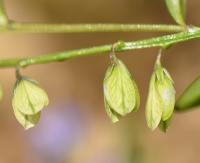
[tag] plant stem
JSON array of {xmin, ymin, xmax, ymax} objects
[
  {"xmin": 0, "ymin": 28, "xmax": 199, "ymax": 68},
  {"xmin": 0, "ymin": 22, "xmax": 185, "ymax": 33}
]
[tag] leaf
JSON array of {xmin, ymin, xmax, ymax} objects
[
  {"xmin": 165, "ymin": 0, "xmax": 186, "ymax": 25},
  {"xmin": 103, "ymin": 57, "xmax": 140, "ymax": 118},
  {"xmin": 145, "ymin": 73, "xmax": 163, "ymax": 130},
  {"xmin": 176, "ymin": 76, "xmax": 200, "ymax": 111},
  {"xmin": 0, "ymin": 85, "xmax": 3, "ymax": 101},
  {"xmin": 12, "ymin": 78, "xmax": 49, "ymax": 115},
  {"xmin": 13, "ymin": 108, "xmax": 41, "ymax": 130}
]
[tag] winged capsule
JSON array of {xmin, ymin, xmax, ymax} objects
[
  {"xmin": 145, "ymin": 54, "xmax": 175, "ymax": 130},
  {"xmin": 12, "ymin": 77, "xmax": 49, "ymax": 129},
  {"xmin": 103, "ymin": 55, "xmax": 140, "ymax": 123}
]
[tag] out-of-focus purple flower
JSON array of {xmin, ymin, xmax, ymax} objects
[{"xmin": 25, "ymin": 103, "xmax": 88, "ymax": 163}]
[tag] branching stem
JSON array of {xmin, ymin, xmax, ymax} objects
[{"xmin": 0, "ymin": 28, "xmax": 199, "ymax": 68}]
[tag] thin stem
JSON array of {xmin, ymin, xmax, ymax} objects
[
  {"xmin": 0, "ymin": 22, "xmax": 185, "ymax": 33},
  {"xmin": 0, "ymin": 28, "xmax": 199, "ymax": 68}
]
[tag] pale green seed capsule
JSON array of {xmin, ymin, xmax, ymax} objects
[
  {"xmin": 103, "ymin": 57, "xmax": 140, "ymax": 122},
  {"xmin": 146, "ymin": 54, "xmax": 175, "ymax": 130},
  {"xmin": 13, "ymin": 108, "xmax": 41, "ymax": 130},
  {"xmin": 12, "ymin": 77, "xmax": 49, "ymax": 115}
]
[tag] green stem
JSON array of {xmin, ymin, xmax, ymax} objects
[
  {"xmin": 0, "ymin": 28, "xmax": 199, "ymax": 68},
  {"xmin": 0, "ymin": 22, "xmax": 185, "ymax": 33}
]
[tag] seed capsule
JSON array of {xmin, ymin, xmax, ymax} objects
[
  {"xmin": 146, "ymin": 54, "xmax": 175, "ymax": 130},
  {"xmin": 103, "ymin": 56, "xmax": 140, "ymax": 122},
  {"xmin": 12, "ymin": 77, "xmax": 49, "ymax": 129}
]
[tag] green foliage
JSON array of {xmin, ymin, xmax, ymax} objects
[
  {"xmin": 12, "ymin": 77, "xmax": 49, "ymax": 129},
  {"xmin": 103, "ymin": 55, "xmax": 140, "ymax": 122},
  {"xmin": 165, "ymin": 0, "xmax": 186, "ymax": 25},
  {"xmin": 145, "ymin": 54, "xmax": 175, "ymax": 130},
  {"xmin": 0, "ymin": 0, "xmax": 199, "ymax": 132},
  {"xmin": 176, "ymin": 76, "xmax": 200, "ymax": 111}
]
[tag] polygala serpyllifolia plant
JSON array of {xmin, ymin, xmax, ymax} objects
[{"xmin": 0, "ymin": 0, "xmax": 199, "ymax": 131}]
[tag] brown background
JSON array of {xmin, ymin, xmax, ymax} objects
[{"xmin": 0, "ymin": 0, "xmax": 200, "ymax": 163}]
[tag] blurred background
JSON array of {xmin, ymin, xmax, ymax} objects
[{"xmin": 0, "ymin": 0, "xmax": 200, "ymax": 162}]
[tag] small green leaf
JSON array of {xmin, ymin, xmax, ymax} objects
[
  {"xmin": 13, "ymin": 108, "xmax": 41, "ymax": 130},
  {"xmin": 12, "ymin": 77, "xmax": 49, "ymax": 115},
  {"xmin": 165, "ymin": 0, "xmax": 186, "ymax": 25},
  {"xmin": 176, "ymin": 76, "xmax": 200, "ymax": 111},
  {"xmin": 103, "ymin": 57, "xmax": 140, "ymax": 122},
  {"xmin": 145, "ymin": 73, "xmax": 163, "ymax": 130}
]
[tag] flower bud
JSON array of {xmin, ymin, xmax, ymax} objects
[
  {"xmin": 146, "ymin": 54, "xmax": 175, "ymax": 130},
  {"xmin": 103, "ymin": 56, "xmax": 140, "ymax": 122},
  {"xmin": 12, "ymin": 77, "xmax": 49, "ymax": 129}
]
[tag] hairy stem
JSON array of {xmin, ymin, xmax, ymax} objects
[{"xmin": 0, "ymin": 28, "xmax": 199, "ymax": 68}]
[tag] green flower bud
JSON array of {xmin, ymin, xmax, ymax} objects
[
  {"xmin": 103, "ymin": 56, "xmax": 140, "ymax": 122},
  {"xmin": 12, "ymin": 77, "xmax": 49, "ymax": 129},
  {"xmin": 146, "ymin": 54, "xmax": 175, "ymax": 130}
]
